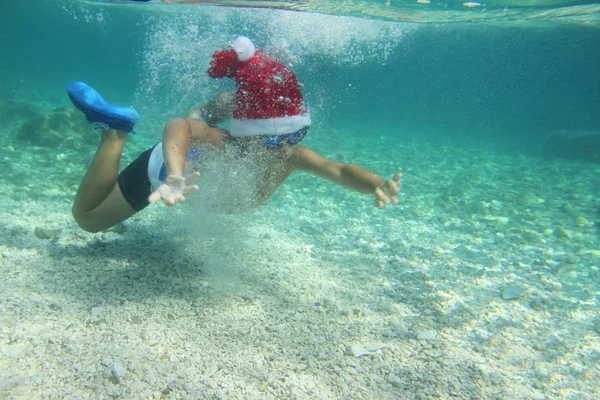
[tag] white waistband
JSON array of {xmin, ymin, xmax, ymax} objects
[{"xmin": 147, "ymin": 142, "xmax": 164, "ymax": 191}]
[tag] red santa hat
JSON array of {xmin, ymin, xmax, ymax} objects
[{"xmin": 207, "ymin": 36, "xmax": 311, "ymax": 137}]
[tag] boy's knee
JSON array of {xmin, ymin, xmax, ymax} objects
[{"xmin": 72, "ymin": 207, "xmax": 103, "ymax": 233}]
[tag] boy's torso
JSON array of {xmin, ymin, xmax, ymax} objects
[{"xmin": 148, "ymin": 140, "xmax": 298, "ymax": 211}]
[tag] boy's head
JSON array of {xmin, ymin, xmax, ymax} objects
[{"xmin": 208, "ymin": 36, "xmax": 311, "ymax": 147}]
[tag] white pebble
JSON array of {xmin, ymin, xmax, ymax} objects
[
  {"xmin": 416, "ymin": 330, "xmax": 437, "ymax": 341},
  {"xmin": 28, "ymin": 293, "xmax": 43, "ymax": 303},
  {"xmin": 471, "ymin": 355, "xmax": 487, "ymax": 364},
  {"xmin": 111, "ymin": 363, "xmax": 127, "ymax": 383},
  {"xmin": 502, "ymin": 286, "xmax": 525, "ymax": 300},
  {"xmin": 364, "ymin": 343, "xmax": 391, "ymax": 352},
  {"xmin": 350, "ymin": 344, "xmax": 370, "ymax": 358}
]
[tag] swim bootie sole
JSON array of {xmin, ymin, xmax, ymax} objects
[{"xmin": 66, "ymin": 81, "xmax": 140, "ymax": 133}]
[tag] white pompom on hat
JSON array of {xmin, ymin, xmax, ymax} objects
[{"xmin": 232, "ymin": 35, "xmax": 256, "ymax": 62}]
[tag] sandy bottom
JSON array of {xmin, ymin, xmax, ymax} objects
[{"xmin": 1, "ymin": 130, "xmax": 599, "ymax": 399}]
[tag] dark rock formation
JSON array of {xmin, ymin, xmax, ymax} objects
[{"xmin": 542, "ymin": 130, "xmax": 600, "ymax": 163}]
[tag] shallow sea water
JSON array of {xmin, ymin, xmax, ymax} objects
[{"xmin": 0, "ymin": 0, "xmax": 599, "ymax": 399}]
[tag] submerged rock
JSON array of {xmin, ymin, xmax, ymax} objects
[
  {"xmin": 349, "ymin": 344, "xmax": 370, "ymax": 358},
  {"xmin": 34, "ymin": 227, "xmax": 61, "ymax": 240},
  {"xmin": 553, "ymin": 227, "xmax": 571, "ymax": 239},
  {"xmin": 17, "ymin": 106, "xmax": 94, "ymax": 148},
  {"xmin": 501, "ymin": 285, "xmax": 525, "ymax": 301},
  {"xmin": 542, "ymin": 130, "xmax": 600, "ymax": 162},
  {"xmin": 415, "ymin": 330, "xmax": 437, "ymax": 341},
  {"xmin": 111, "ymin": 363, "xmax": 127, "ymax": 384},
  {"xmin": 348, "ymin": 343, "xmax": 391, "ymax": 358},
  {"xmin": 0, "ymin": 99, "xmax": 40, "ymax": 124}
]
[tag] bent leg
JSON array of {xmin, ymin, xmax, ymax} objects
[
  {"xmin": 76, "ymin": 184, "xmax": 136, "ymax": 233},
  {"xmin": 72, "ymin": 129, "xmax": 136, "ymax": 232}
]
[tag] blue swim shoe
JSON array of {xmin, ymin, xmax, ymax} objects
[{"xmin": 67, "ymin": 81, "xmax": 139, "ymax": 133}]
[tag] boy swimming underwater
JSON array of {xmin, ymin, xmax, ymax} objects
[{"xmin": 68, "ymin": 36, "xmax": 401, "ymax": 233}]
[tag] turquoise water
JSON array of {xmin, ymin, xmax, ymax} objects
[{"xmin": 1, "ymin": 0, "xmax": 599, "ymax": 398}]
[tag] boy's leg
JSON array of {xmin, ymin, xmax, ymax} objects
[
  {"xmin": 72, "ymin": 129, "xmax": 137, "ymax": 233},
  {"xmin": 66, "ymin": 81, "xmax": 141, "ymax": 233}
]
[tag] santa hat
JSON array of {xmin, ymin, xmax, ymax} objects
[{"xmin": 207, "ymin": 36, "xmax": 311, "ymax": 137}]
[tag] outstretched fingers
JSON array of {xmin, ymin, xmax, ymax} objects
[
  {"xmin": 183, "ymin": 185, "xmax": 199, "ymax": 195},
  {"xmin": 148, "ymin": 187, "xmax": 176, "ymax": 206},
  {"xmin": 148, "ymin": 172, "xmax": 201, "ymax": 206},
  {"xmin": 185, "ymin": 171, "xmax": 201, "ymax": 184},
  {"xmin": 183, "ymin": 172, "xmax": 201, "ymax": 195},
  {"xmin": 374, "ymin": 172, "xmax": 402, "ymax": 208},
  {"xmin": 148, "ymin": 190, "xmax": 162, "ymax": 204},
  {"xmin": 374, "ymin": 186, "xmax": 389, "ymax": 208}
]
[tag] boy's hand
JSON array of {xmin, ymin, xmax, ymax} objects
[
  {"xmin": 374, "ymin": 172, "xmax": 402, "ymax": 208},
  {"xmin": 148, "ymin": 172, "xmax": 200, "ymax": 206}
]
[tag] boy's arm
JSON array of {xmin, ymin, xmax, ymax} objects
[
  {"xmin": 162, "ymin": 118, "xmax": 191, "ymax": 177},
  {"xmin": 291, "ymin": 146, "xmax": 402, "ymax": 208},
  {"xmin": 148, "ymin": 118, "xmax": 201, "ymax": 206}
]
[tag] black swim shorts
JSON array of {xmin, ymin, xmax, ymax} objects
[{"xmin": 117, "ymin": 145, "xmax": 156, "ymax": 211}]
